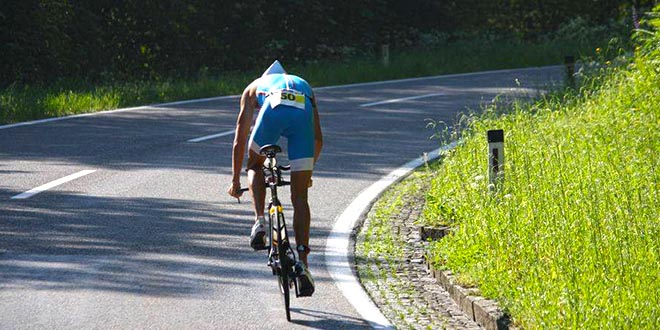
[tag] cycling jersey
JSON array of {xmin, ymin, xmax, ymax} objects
[{"xmin": 248, "ymin": 73, "xmax": 315, "ymax": 172}]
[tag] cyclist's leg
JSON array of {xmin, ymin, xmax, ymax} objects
[
  {"xmin": 246, "ymin": 150, "xmax": 266, "ymax": 218},
  {"xmin": 283, "ymin": 105, "xmax": 315, "ymax": 266},
  {"xmin": 247, "ymin": 104, "xmax": 284, "ymax": 249},
  {"xmin": 290, "ymin": 169, "xmax": 316, "ymax": 296},
  {"xmin": 290, "ymin": 170, "xmax": 312, "ymax": 266}
]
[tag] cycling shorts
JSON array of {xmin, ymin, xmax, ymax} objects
[{"xmin": 248, "ymin": 98, "xmax": 315, "ymax": 172}]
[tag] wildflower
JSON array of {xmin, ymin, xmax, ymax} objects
[
  {"xmin": 605, "ymin": 61, "xmax": 611, "ymax": 65},
  {"xmin": 474, "ymin": 175, "xmax": 485, "ymax": 182},
  {"xmin": 503, "ymin": 194, "xmax": 512, "ymax": 199},
  {"xmin": 635, "ymin": 46, "xmax": 641, "ymax": 52},
  {"xmin": 595, "ymin": 47, "xmax": 601, "ymax": 53}
]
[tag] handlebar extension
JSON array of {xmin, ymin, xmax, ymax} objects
[{"xmin": 237, "ymin": 180, "xmax": 290, "ymax": 193}]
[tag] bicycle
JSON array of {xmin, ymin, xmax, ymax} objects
[{"xmin": 239, "ymin": 144, "xmax": 303, "ymax": 321}]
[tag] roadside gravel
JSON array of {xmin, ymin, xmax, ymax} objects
[{"xmin": 355, "ymin": 170, "xmax": 482, "ymax": 330}]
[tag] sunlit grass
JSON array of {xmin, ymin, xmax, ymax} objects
[
  {"xmin": 0, "ymin": 76, "xmax": 250, "ymax": 124},
  {"xmin": 422, "ymin": 24, "xmax": 660, "ymax": 329}
]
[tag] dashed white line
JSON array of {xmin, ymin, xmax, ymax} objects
[
  {"xmin": 325, "ymin": 142, "xmax": 458, "ymax": 330},
  {"xmin": 11, "ymin": 170, "xmax": 96, "ymax": 200},
  {"xmin": 187, "ymin": 130, "xmax": 235, "ymax": 143},
  {"xmin": 360, "ymin": 92, "xmax": 445, "ymax": 107}
]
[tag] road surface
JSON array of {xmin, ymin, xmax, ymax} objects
[{"xmin": 0, "ymin": 66, "xmax": 563, "ymax": 329}]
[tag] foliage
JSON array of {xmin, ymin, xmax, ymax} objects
[
  {"xmin": 423, "ymin": 7, "xmax": 660, "ymax": 329},
  {"xmin": 0, "ymin": 0, "xmax": 651, "ymax": 86}
]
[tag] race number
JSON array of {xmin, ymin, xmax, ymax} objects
[{"xmin": 269, "ymin": 90, "xmax": 306, "ymax": 110}]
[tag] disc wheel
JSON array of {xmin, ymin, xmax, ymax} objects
[{"xmin": 278, "ymin": 248, "xmax": 291, "ymax": 321}]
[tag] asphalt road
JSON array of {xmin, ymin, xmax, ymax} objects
[{"xmin": 0, "ymin": 66, "xmax": 564, "ymax": 329}]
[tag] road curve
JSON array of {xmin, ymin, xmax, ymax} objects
[{"xmin": 0, "ymin": 66, "xmax": 563, "ymax": 329}]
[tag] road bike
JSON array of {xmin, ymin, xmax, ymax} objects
[{"xmin": 239, "ymin": 144, "xmax": 302, "ymax": 321}]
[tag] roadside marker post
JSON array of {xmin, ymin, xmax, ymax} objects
[
  {"xmin": 487, "ymin": 129, "xmax": 505, "ymax": 189},
  {"xmin": 565, "ymin": 55, "xmax": 575, "ymax": 87},
  {"xmin": 381, "ymin": 44, "xmax": 390, "ymax": 66}
]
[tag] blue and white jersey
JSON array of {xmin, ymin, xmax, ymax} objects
[
  {"xmin": 256, "ymin": 73, "xmax": 314, "ymax": 111},
  {"xmin": 249, "ymin": 73, "xmax": 316, "ymax": 172}
]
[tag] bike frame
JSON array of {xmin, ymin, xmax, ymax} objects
[{"xmin": 261, "ymin": 151, "xmax": 300, "ymax": 321}]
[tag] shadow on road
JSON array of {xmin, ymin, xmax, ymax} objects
[
  {"xmin": 290, "ymin": 308, "xmax": 372, "ymax": 329},
  {"xmin": 0, "ymin": 191, "xmax": 330, "ymax": 298}
]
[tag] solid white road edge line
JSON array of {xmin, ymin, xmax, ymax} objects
[
  {"xmin": 325, "ymin": 141, "xmax": 458, "ymax": 330},
  {"xmin": 10, "ymin": 170, "xmax": 97, "ymax": 200},
  {"xmin": 360, "ymin": 92, "xmax": 445, "ymax": 107},
  {"xmin": 0, "ymin": 95, "xmax": 238, "ymax": 131},
  {"xmin": 0, "ymin": 65, "xmax": 561, "ymax": 131},
  {"xmin": 187, "ymin": 130, "xmax": 235, "ymax": 143},
  {"xmin": 0, "ymin": 106, "xmax": 149, "ymax": 130}
]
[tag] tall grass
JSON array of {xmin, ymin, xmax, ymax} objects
[
  {"xmin": 423, "ymin": 10, "xmax": 660, "ymax": 329},
  {"xmin": 1, "ymin": 32, "xmax": 609, "ymax": 125}
]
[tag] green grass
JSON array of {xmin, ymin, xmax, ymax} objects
[
  {"xmin": 422, "ymin": 12, "xmax": 660, "ymax": 329},
  {"xmin": 1, "ymin": 34, "xmax": 608, "ymax": 125},
  {"xmin": 0, "ymin": 74, "xmax": 251, "ymax": 124}
]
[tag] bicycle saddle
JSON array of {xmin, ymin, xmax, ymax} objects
[{"xmin": 260, "ymin": 144, "xmax": 282, "ymax": 156}]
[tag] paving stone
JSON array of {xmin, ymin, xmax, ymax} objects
[{"xmin": 356, "ymin": 188, "xmax": 483, "ymax": 330}]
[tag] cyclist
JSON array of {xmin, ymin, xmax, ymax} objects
[{"xmin": 227, "ymin": 60, "xmax": 323, "ymax": 296}]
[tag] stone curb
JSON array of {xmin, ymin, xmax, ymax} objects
[
  {"xmin": 356, "ymin": 168, "xmax": 516, "ymax": 330},
  {"xmin": 357, "ymin": 190, "xmax": 481, "ymax": 329},
  {"xmin": 420, "ymin": 226, "xmax": 515, "ymax": 330}
]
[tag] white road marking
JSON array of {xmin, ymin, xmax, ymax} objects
[
  {"xmin": 0, "ymin": 106, "xmax": 148, "ymax": 130},
  {"xmin": 325, "ymin": 141, "xmax": 458, "ymax": 330},
  {"xmin": 316, "ymin": 65, "xmax": 562, "ymax": 90},
  {"xmin": 152, "ymin": 94, "xmax": 238, "ymax": 107},
  {"xmin": 11, "ymin": 170, "xmax": 96, "ymax": 200},
  {"xmin": 360, "ymin": 92, "xmax": 445, "ymax": 107},
  {"xmin": 0, "ymin": 95, "xmax": 238, "ymax": 131},
  {"xmin": 187, "ymin": 130, "xmax": 235, "ymax": 143}
]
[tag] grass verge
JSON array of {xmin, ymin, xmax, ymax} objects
[{"xmin": 422, "ymin": 11, "xmax": 660, "ymax": 329}]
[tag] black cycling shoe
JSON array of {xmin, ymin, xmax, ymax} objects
[{"xmin": 295, "ymin": 262, "xmax": 315, "ymax": 297}]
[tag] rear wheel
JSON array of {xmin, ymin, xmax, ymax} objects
[
  {"xmin": 278, "ymin": 236, "xmax": 291, "ymax": 321},
  {"xmin": 278, "ymin": 262, "xmax": 291, "ymax": 321}
]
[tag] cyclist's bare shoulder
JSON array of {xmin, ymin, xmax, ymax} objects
[
  {"xmin": 240, "ymin": 79, "xmax": 260, "ymax": 108},
  {"xmin": 244, "ymin": 79, "xmax": 260, "ymax": 97}
]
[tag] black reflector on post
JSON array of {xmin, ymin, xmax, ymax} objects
[
  {"xmin": 487, "ymin": 129, "xmax": 505, "ymax": 188},
  {"xmin": 565, "ymin": 55, "xmax": 575, "ymax": 87}
]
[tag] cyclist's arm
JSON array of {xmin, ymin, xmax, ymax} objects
[
  {"xmin": 311, "ymin": 94, "xmax": 323, "ymax": 163},
  {"xmin": 231, "ymin": 82, "xmax": 258, "ymax": 184}
]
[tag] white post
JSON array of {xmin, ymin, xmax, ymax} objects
[
  {"xmin": 488, "ymin": 129, "xmax": 504, "ymax": 187},
  {"xmin": 381, "ymin": 44, "xmax": 390, "ymax": 66}
]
